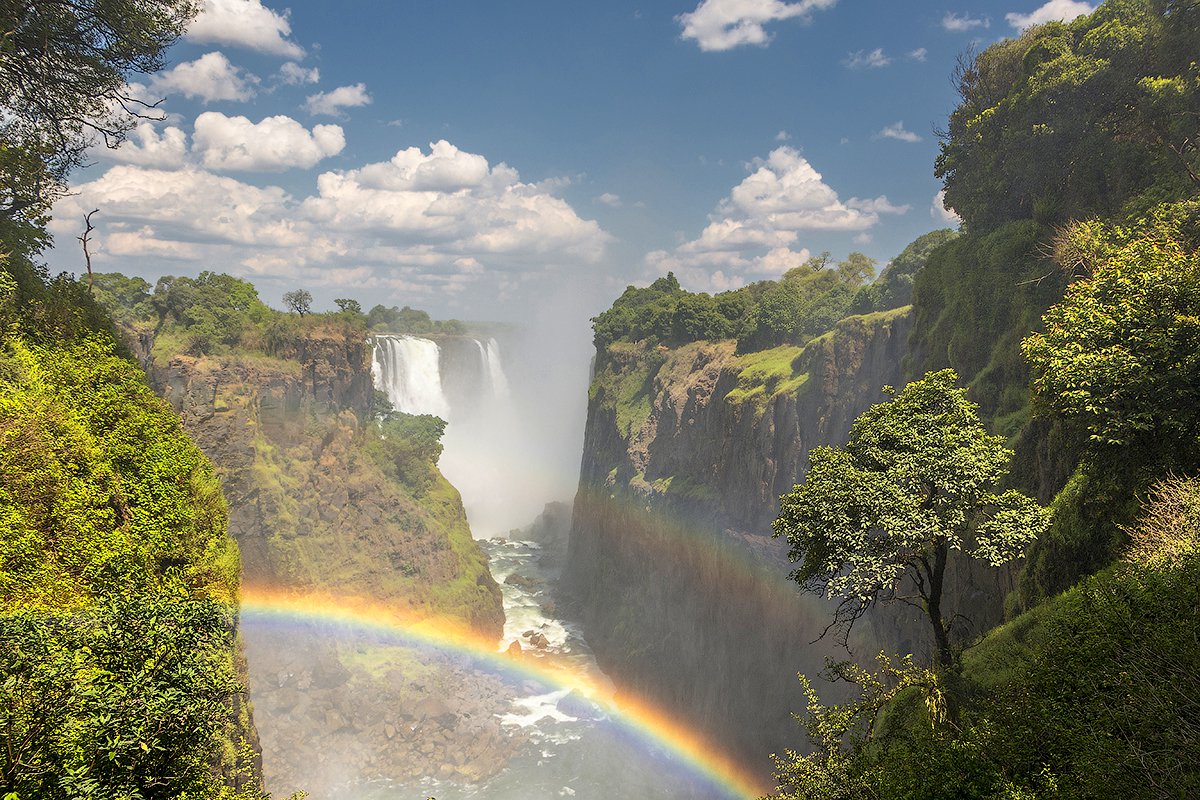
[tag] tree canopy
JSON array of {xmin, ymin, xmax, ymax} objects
[
  {"xmin": 1023, "ymin": 201, "xmax": 1200, "ymax": 472},
  {"xmin": 773, "ymin": 369, "xmax": 1050, "ymax": 668}
]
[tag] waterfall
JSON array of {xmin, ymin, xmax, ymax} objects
[
  {"xmin": 371, "ymin": 335, "xmax": 452, "ymax": 420},
  {"xmin": 483, "ymin": 337, "xmax": 511, "ymax": 399}
]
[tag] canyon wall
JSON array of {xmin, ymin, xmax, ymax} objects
[{"xmin": 564, "ymin": 307, "xmax": 1014, "ymax": 766}]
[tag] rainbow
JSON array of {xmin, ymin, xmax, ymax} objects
[{"xmin": 240, "ymin": 586, "xmax": 772, "ymax": 800}]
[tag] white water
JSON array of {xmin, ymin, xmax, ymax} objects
[
  {"xmin": 372, "ymin": 333, "xmax": 535, "ymax": 537},
  {"xmin": 371, "ymin": 336, "xmax": 453, "ymax": 420}
]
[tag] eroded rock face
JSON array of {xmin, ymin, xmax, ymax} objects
[
  {"xmin": 564, "ymin": 310, "xmax": 1014, "ymax": 768},
  {"xmin": 134, "ymin": 329, "xmax": 509, "ymax": 793}
]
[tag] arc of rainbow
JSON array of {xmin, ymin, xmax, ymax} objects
[{"xmin": 240, "ymin": 587, "xmax": 771, "ymax": 800}]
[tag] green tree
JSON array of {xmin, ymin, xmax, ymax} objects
[
  {"xmin": 1022, "ymin": 202, "xmax": 1200, "ymax": 472},
  {"xmin": 282, "ymin": 289, "xmax": 312, "ymax": 317},
  {"xmin": 773, "ymin": 370, "xmax": 1050, "ymax": 668},
  {"xmin": 0, "ymin": 0, "xmax": 196, "ymax": 183},
  {"xmin": 334, "ymin": 298, "xmax": 362, "ymax": 315}
]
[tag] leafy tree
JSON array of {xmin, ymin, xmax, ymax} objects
[
  {"xmin": 773, "ymin": 370, "xmax": 1050, "ymax": 668},
  {"xmin": 835, "ymin": 252, "xmax": 876, "ymax": 288},
  {"xmin": 937, "ymin": 1, "xmax": 1199, "ymax": 232},
  {"xmin": 364, "ymin": 412, "xmax": 447, "ymax": 495},
  {"xmin": 282, "ymin": 289, "xmax": 312, "ymax": 317},
  {"xmin": 769, "ymin": 653, "xmax": 942, "ymax": 800},
  {"xmin": 334, "ymin": 298, "xmax": 362, "ymax": 315},
  {"xmin": 0, "ymin": 0, "xmax": 197, "ymax": 229},
  {"xmin": 1022, "ymin": 201, "xmax": 1200, "ymax": 472}
]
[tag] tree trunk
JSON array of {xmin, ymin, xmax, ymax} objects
[{"xmin": 925, "ymin": 537, "xmax": 952, "ymax": 671}]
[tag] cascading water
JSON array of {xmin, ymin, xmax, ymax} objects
[
  {"xmin": 372, "ymin": 335, "xmax": 453, "ymax": 420},
  {"xmin": 483, "ymin": 338, "xmax": 511, "ymax": 399}
]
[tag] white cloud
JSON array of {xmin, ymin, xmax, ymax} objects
[
  {"xmin": 677, "ymin": 0, "xmax": 839, "ymax": 52},
  {"xmin": 845, "ymin": 48, "xmax": 891, "ymax": 69},
  {"xmin": 876, "ymin": 121, "xmax": 922, "ymax": 143},
  {"xmin": 277, "ymin": 62, "xmax": 319, "ymax": 85},
  {"xmin": 596, "ymin": 193, "xmax": 623, "ymax": 208},
  {"xmin": 304, "ymin": 83, "xmax": 372, "ymax": 117},
  {"xmin": 50, "ymin": 141, "xmax": 609, "ymax": 302},
  {"xmin": 187, "ymin": 0, "xmax": 304, "ymax": 59},
  {"xmin": 643, "ymin": 146, "xmax": 904, "ymax": 291},
  {"xmin": 942, "ymin": 12, "xmax": 988, "ymax": 31},
  {"xmin": 775, "ymin": 130, "xmax": 791, "ymax": 141},
  {"xmin": 149, "ymin": 52, "xmax": 258, "ymax": 103},
  {"xmin": 192, "ymin": 112, "xmax": 345, "ymax": 171},
  {"xmin": 1005, "ymin": 1, "xmax": 1095, "ymax": 29},
  {"xmin": 931, "ymin": 189, "xmax": 962, "ymax": 225},
  {"xmin": 909, "ymin": 47, "xmax": 928, "ymax": 61},
  {"xmin": 102, "ymin": 122, "xmax": 189, "ymax": 169},
  {"xmin": 847, "ymin": 195, "xmax": 911, "ymax": 215}
]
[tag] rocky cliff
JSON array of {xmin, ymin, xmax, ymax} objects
[
  {"xmin": 564, "ymin": 307, "xmax": 1014, "ymax": 768},
  {"xmin": 135, "ymin": 325, "xmax": 508, "ymax": 795}
]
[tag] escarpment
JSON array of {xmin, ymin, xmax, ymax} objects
[{"xmin": 565, "ymin": 307, "xmax": 1014, "ymax": 765}]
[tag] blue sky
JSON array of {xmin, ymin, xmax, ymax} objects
[{"xmin": 46, "ymin": 0, "xmax": 1096, "ymax": 321}]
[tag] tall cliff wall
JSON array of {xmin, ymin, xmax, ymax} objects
[
  {"xmin": 564, "ymin": 308, "xmax": 1014, "ymax": 768},
  {"xmin": 564, "ymin": 309, "xmax": 911, "ymax": 766},
  {"xmin": 135, "ymin": 328, "xmax": 509, "ymax": 795}
]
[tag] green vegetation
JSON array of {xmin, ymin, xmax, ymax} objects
[
  {"xmin": 592, "ymin": 250, "xmax": 907, "ymax": 354},
  {"xmin": 770, "ymin": 478, "xmax": 1200, "ymax": 799},
  {"xmin": 0, "ymin": 3, "xmax": 284, "ymax": 795},
  {"xmin": 769, "ymin": 3, "xmax": 1200, "ymax": 796},
  {"xmin": 773, "ymin": 370, "xmax": 1049, "ymax": 668},
  {"xmin": 366, "ymin": 303, "xmax": 466, "ymax": 335},
  {"xmin": 0, "ymin": 264, "xmax": 266, "ymax": 800}
]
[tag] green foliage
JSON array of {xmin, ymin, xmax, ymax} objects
[
  {"xmin": 0, "ymin": 0, "xmax": 197, "ymax": 223},
  {"xmin": 937, "ymin": 0, "xmax": 1199, "ymax": 233},
  {"xmin": 364, "ymin": 412, "xmax": 447, "ymax": 496},
  {"xmin": 773, "ymin": 370, "xmax": 1050, "ymax": 666},
  {"xmin": 593, "ymin": 254, "xmax": 883, "ymax": 354},
  {"xmin": 1023, "ymin": 202, "xmax": 1200, "ymax": 471},
  {"xmin": 769, "ymin": 654, "xmax": 942, "ymax": 800},
  {"xmin": 282, "ymin": 289, "xmax": 312, "ymax": 317},
  {"xmin": 366, "ymin": 304, "xmax": 464, "ymax": 335},
  {"xmin": 333, "ymin": 298, "xmax": 363, "ymax": 315},
  {"xmin": 0, "ymin": 593, "xmax": 263, "ymax": 800},
  {"xmin": 91, "ymin": 272, "xmax": 154, "ymax": 328},
  {"xmin": 770, "ymin": 478, "xmax": 1200, "ymax": 799},
  {"xmin": 849, "ymin": 229, "xmax": 958, "ymax": 315},
  {"xmin": 0, "ymin": 336, "xmax": 236, "ymax": 608}
]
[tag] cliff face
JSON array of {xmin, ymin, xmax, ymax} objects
[
  {"xmin": 565, "ymin": 308, "xmax": 1013, "ymax": 767},
  {"xmin": 564, "ymin": 310, "xmax": 911, "ymax": 765},
  {"xmin": 143, "ymin": 332, "xmax": 503, "ymax": 632},
  {"xmin": 139, "ymin": 329, "xmax": 509, "ymax": 795}
]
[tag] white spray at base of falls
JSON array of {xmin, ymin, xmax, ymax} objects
[{"xmin": 371, "ymin": 334, "xmax": 535, "ymax": 537}]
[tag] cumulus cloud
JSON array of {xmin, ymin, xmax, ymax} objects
[
  {"xmin": 845, "ymin": 48, "xmax": 891, "ymax": 69},
  {"xmin": 942, "ymin": 12, "xmax": 988, "ymax": 31},
  {"xmin": 931, "ymin": 189, "xmax": 962, "ymax": 225},
  {"xmin": 50, "ymin": 141, "xmax": 608, "ymax": 303},
  {"xmin": 149, "ymin": 52, "xmax": 258, "ymax": 103},
  {"xmin": 643, "ymin": 146, "xmax": 905, "ymax": 291},
  {"xmin": 1005, "ymin": 0, "xmax": 1095, "ymax": 29},
  {"xmin": 876, "ymin": 121, "xmax": 922, "ymax": 143},
  {"xmin": 596, "ymin": 193, "xmax": 623, "ymax": 208},
  {"xmin": 677, "ymin": 0, "xmax": 839, "ymax": 52},
  {"xmin": 187, "ymin": 0, "xmax": 305, "ymax": 59},
  {"xmin": 192, "ymin": 112, "xmax": 344, "ymax": 171},
  {"xmin": 304, "ymin": 83, "xmax": 372, "ymax": 117},
  {"xmin": 775, "ymin": 130, "xmax": 791, "ymax": 141},
  {"xmin": 277, "ymin": 62, "xmax": 319, "ymax": 85},
  {"xmin": 909, "ymin": 47, "xmax": 928, "ymax": 61},
  {"xmin": 102, "ymin": 122, "xmax": 189, "ymax": 169}
]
